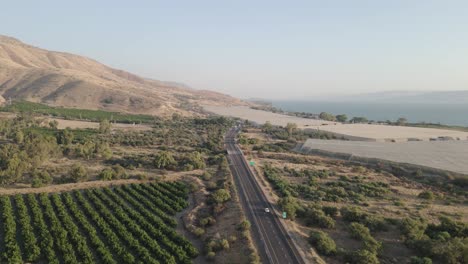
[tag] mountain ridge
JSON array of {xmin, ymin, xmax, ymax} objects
[{"xmin": 0, "ymin": 35, "xmax": 245, "ymax": 116}]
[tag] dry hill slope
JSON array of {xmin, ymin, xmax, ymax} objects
[{"xmin": 0, "ymin": 35, "xmax": 245, "ymax": 115}]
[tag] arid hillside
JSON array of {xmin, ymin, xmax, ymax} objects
[{"xmin": 0, "ymin": 35, "xmax": 245, "ymax": 116}]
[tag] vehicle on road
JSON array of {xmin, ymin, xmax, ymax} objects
[{"xmin": 265, "ymin": 208, "xmax": 270, "ymax": 213}]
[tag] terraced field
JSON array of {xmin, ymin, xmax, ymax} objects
[{"xmin": 0, "ymin": 182, "xmax": 198, "ymax": 264}]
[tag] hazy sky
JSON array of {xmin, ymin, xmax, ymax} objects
[{"xmin": 2, "ymin": 0, "xmax": 468, "ymax": 99}]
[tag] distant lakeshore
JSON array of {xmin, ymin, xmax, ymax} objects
[{"xmin": 272, "ymin": 101, "xmax": 468, "ymax": 126}]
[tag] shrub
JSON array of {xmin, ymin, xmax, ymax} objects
[
  {"xmin": 193, "ymin": 227, "xmax": 205, "ymax": 237},
  {"xmin": 400, "ymin": 218, "xmax": 427, "ymax": 240},
  {"xmin": 136, "ymin": 173, "xmax": 147, "ymax": 180},
  {"xmin": 418, "ymin": 191, "xmax": 435, "ymax": 200},
  {"xmin": 347, "ymin": 249, "xmax": 379, "ymax": 264},
  {"xmin": 220, "ymin": 239, "xmax": 230, "ymax": 249},
  {"xmin": 341, "ymin": 206, "xmax": 366, "ymax": 222},
  {"xmin": 200, "ymin": 217, "xmax": 216, "ymax": 227},
  {"xmin": 322, "ymin": 206, "xmax": 339, "ymax": 218},
  {"xmin": 308, "ymin": 231, "xmax": 336, "ymax": 256},
  {"xmin": 206, "ymin": 251, "xmax": 215, "ymax": 260},
  {"xmin": 410, "ymin": 256, "xmax": 432, "ymax": 264},
  {"xmin": 239, "ymin": 220, "xmax": 251, "ymax": 231},
  {"xmin": 202, "ymin": 171, "xmax": 212, "ymax": 181},
  {"xmin": 341, "ymin": 206, "xmax": 387, "ymax": 231},
  {"xmin": 211, "ymin": 189, "xmax": 231, "ymax": 204},
  {"xmin": 112, "ymin": 165, "xmax": 128, "ymax": 179},
  {"xmin": 98, "ymin": 168, "xmax": 114, "ymax": 181},
  {"xmin": 69, "ymin": 163, "xmax": 88, "ymax": 182},
  {"xmin": 303, "ymin": 208, "xmax": 335, "ymax": 229},
  {"xmin": 31, "ymin": 177, "xmax": 44, "ymax": 188},
  {"xmin": 349, "ymin": 222, "xmax": 382, "ymax": 253}
]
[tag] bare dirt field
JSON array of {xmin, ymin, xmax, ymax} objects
[
  {"xmin": 300, "ymin": 139, "xmax": 468, "ymax": 174},
  {"xmin": 203, "ymin": 105, "xmax": 336, "ymax": 127},
  {"xmin": 204, "ymin": 105, "xmax": 468, "ymax": 141},
  {"xmin": 306, "ymin": 123, "xmax": 468, "ymax": 142}
]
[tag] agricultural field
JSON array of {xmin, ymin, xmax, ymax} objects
[
  {"xmin": 300, "ymin": 139, "xmax": 468, "ymax": 175},
  {"xmin": 0, "ymin": 103, "xmax": 258, "ymax": 263},
  {"xmin": 0, "ymin": 182, "xmax": 198, "ymax": 264},
  {"xmin": 239, "ymin": 127, "xmax": 468, "ymax": 264},
  {"xmin": 1, "ymin": 101, "xmax": 157, "ymax": 124}
]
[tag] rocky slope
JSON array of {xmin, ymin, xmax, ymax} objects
[{"xmin": 0, "ymin": 35, "xmax": 245, "ymax": 116}]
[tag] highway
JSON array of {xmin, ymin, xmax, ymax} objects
[{"xmin": 225, "ymin": 127, "xmax": 305, "ymax": 264}]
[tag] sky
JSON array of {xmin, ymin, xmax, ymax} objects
[{"xmin": 2, "ymin": 0, "xmax": 468, "ymax": 99}]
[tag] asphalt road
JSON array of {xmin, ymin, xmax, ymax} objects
[{"xmin": 225, "ymin": 127, "xmax": 305, "ymax": 264}]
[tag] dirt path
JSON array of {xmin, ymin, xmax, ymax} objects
[{"xmin": 0, "ymin": 170, "xmax": 203, "ymax": 195}]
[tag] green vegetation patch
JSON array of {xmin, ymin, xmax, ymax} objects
[
  {"xmin": 0, "ymin": 182, "xmax": 197, "ymax": 264},
  {"xmin": 1, "ymin": 101, "xmax": 157, "ymax": 124}
]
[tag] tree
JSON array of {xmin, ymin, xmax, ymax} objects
[
  {"xmin": 397, "ymin": 117, "xmax": 408, "ymax": 126},
  {"xmin": 308, "ymin": 231, "xmax": 336, "ymax": 256},
  {"xmin": 319, "ymin": 112, "xmax": 336, "ymax": 121},
  {"xmin": 99, "ymin": 119, "xmax": 112, "ymax": 134},
  {"xmin": 336, "ymin": 114, "xmax": 348, "ymax": 122},
  {"xmin": 69, "ymin": 163, "xmax": 88, "ymax": 182},
  {"xmin": 95, "ymin": 141, "xmax": 112, "ymax": 159},
  {"xmin": 154, "ymin": 151, "xmax": 176, "ymax": 169},
  {"xmin": 279, "ymin": 195, "xmax": 298, "ymax": 220},
  {"xmin": 211, "ymin": 189, "xmax": 231, "ymax": 204},
  {"xmin": 350, "ymin": 117, "xmax": 369, "ymax": 123},
  {"xmin": 185, "ymin": 152, "xmax": 205, "ymax": 170},
  {"xmin": 349, "ymin": 249, "xmax": 379, "ymax": 264},
  {"xmin": 286, "ymin": 123, "xmax": 297, "ymax": 137},
  {"xmin": 79, "ymin": 141, "xmax": 95, "ymax": 160},
  {"xmin": 57, "ymin": 128, "xmax": 74, "ymax": 145}
]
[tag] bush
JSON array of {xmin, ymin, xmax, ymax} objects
[
  {"xmin": 410, "ymin": 256, "xmax": 432, "ymax": 264},
  {"xmin": 136, "ymin": 173, "xmax": 147, "ymax": 180},
  {"xmin": 202, "ymin": 171, "xmax": 212, "ymax": 181},
  {"xmin": 322, "ymin": 206, "xmax": 339, "ymax": 218},
  {"xmin": 303, "ymin": 208, "xmax": 335, "ymax": 229},
  {"xmin": 112, "ymin": 164, "xmax": 128, "ymax": 179},
  {"xmin": 200, "ymin": 217, "xmax": 216, "ymax": 227},
  {"xmin": 206, "ymin": 251, "xmax": 215, "ymax": 260},
  {"xmin": 347, "ymin": 249, "xmax": 379, "ymax": 264},
  {"xmin": 98, "ymin": 168, "xmax": 114, "ymax": 181},
  {"xmin": 341, "ymin": 207, "xmax": 366, "ymax": 222},
  {"xmin": 239, "ymin": 220, "xmax": 251, "ymax": 231},
  {"xmin": 31, "ymin": 177, "xmax": 44, "ymax": 188},
  {"xmin": 349, "ymin": 222, "xmax": 382, "ymax": 253},
  {"xmin": 220, "ymin": 239, "xmax": 230, "ymax": 249},
  {"xmin": 193, "ymin": 227, "xmax": 205, "ymax": 237},
  {"xmin": 69, "ymin": 163, "xmax": 88, "ymax": 182},
  {"xmin": 341, "ymin": 207, "xmax": 387, "ymax": 231},
  {"xmin": 211, "ymin": 189, "xmax": 231, "ymax": 204},
  {"xmin": 308, "ymin": 231, "xmax": 337, "ymax": 256},
  {"xmin": 31, "ymin": 170, "xmax": 52, "ymax": 187},
  {"xmin": 418, "ymin": 191, "xmax": 435, "ymax": 200}
]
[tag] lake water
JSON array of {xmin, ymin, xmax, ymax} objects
[{"xmin": 273, "ymin": 101, "xmax": 468, "ymax": 126}]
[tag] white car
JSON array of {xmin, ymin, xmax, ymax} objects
[{"xmin": 265, "ymin": 208, "xmax": 270, "ymax": 213}]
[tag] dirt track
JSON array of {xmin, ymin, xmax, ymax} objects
[{"xmin": 0, "ymin": 170, "xmax": 203, "ymax": 195}]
